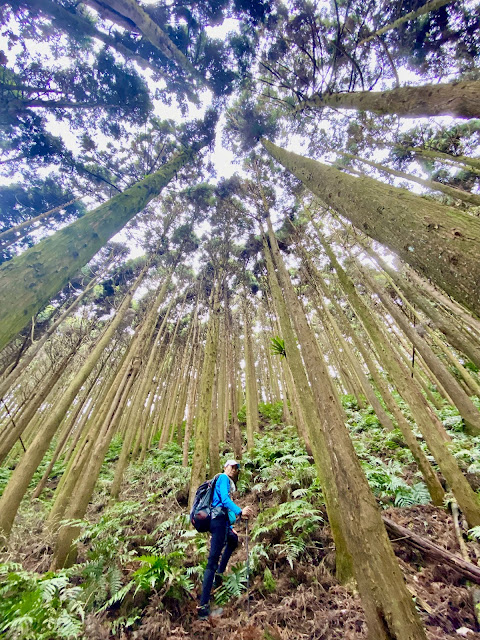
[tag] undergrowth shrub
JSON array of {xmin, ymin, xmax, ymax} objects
[{"xmin": 258, "ymin": 401, "xmax": 284, "ymax": 425}]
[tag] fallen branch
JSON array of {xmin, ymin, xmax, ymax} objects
[{"xmin": 382, "ymin": 516, "xmax": 480, "ymax": 585}]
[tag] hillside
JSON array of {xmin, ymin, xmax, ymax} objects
[{"xmin": 2, "ymin": 401, "xmax": 480, "ymax": 639}]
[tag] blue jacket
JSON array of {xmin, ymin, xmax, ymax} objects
[{"xmin": 211, "ymin": 473, "xmax": 242, "ymax": 525}]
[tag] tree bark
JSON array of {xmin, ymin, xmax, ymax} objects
[
  {"xmin": 243, "ymin": 298, "xmax": 259, "ymax": 449},
  {"xmin": 0, "ymin": 344, "xmax": 79, "ymax": 464},
  {"xmin": 265, "ymin": 222, "xmax": 427, "ymax": 639},
  {"xmin": 408, "ymin": 147, "xmax": 480, "ymax": 173},
  {"xmin": 0, "ymin": 273, "xmax": 99, "ymax": 403},
  {"xmin": 91, "ymin": 0, "xmax": 205, "ymax": 85},
  {"xmin": 0, "ymin": 198, "xmax": 80, "ymax": 249},
  {"xmin": 262, "ymin": 138, "xmax": 480, "ymax": 318},
  {"xmin": 188, "ymin": 279, "xmax": 221, "ymax": 507},
  {"xmin": 343, "ymin": 152, "xmax": 480, "ymax": 207},
  {"xmin": 263, "ymin": 230, "xmax": 354, "ymax": 584},
  {"xmin": 296, "ymin": 81, "xmax": 480, "ymax": 119},
  {"xmin": 51, "ymin": 353, "xmax": 140, "ymax": 568},
  {"xmin": 362, "ymin": 245, "xmax": 480, "ymax": 370},
  {"xmin": 362, "ymin": 268, "xmax": 480, "ymax": 435}
]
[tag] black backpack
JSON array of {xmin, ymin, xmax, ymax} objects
[{"xmin": 190, "ymin": 474, "xmax": 221, "ymax": 532}]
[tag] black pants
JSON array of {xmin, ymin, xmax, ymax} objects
[{"xmin": 199, "ymin": 514, "xmax": 238, "ymax": 607}]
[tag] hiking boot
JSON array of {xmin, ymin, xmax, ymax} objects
[
  {"xmin": 197, "ymin": 605, "xmax": 224, "ymax": 620},
  {"xmin": 197, "ymin": 605, "xmax": 210, "ymax": 620}
]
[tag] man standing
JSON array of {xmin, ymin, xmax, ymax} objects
[{"xmin": 197, "ymin": 460, "xmax": 253, "ymax": 620}]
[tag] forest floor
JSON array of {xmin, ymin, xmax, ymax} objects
[
  {"xmin": 81, "ymin": 503, "xmax": 480, "ymax": 640},
  {"xmin": 3, "ymin": 403, "xmax": 480, "ymax": 639}
]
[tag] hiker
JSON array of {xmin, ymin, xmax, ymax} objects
[{"xmin": 197, "ymin": 459, "xmax": 254, "ymax": 620}]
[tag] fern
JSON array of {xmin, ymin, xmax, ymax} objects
[
  {"xmin": 0, "ymin": 563, "xmax": 86, "ymax": 639},
  {"xmin": 270, "ymin": 336, "xmax": 286, "ymax": 357},
  {"xmin": 214, "ymin": 564, "xmax": 248, "ymax": 605},
  {"xmin": 275, "ymin": 532, "xmax": 307, "ymax": 569}
]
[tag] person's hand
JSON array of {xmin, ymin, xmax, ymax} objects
[{"xmin": 241, "ymin": 506, "xmax": 254, "ymax": 519}]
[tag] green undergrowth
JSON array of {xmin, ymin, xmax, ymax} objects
[{"xmin": 2, "ymin": 397, "xmax": 480, "ymax": 638}]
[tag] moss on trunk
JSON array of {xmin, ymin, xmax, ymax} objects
[
  {"xmin": 298, "ymin": 81, "xmax": 480, "ymax": 119},
  {"xmin": 262, "ymin": 138, "xmax": 480, "ymax": 318},
  {"xmin": 0, "ymin": 146, "xmax": 200, "ymax": 351}
]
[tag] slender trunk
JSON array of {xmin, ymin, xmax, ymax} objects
[
  {"xmin": 0, "ymin": 273, "xmax": 99, "ymax": 403},
  {"xmin": 359, "ymin": 0, "xmax": 454, "ymax": 44},
  {"xmin": 263, "ymin": 232, "xmax": 353, "ymax": 583},
  {"xmin": 92, "ymin": 0, "xmax": 205, "ymax": 85},
  {"xmin": 227, "ymin": 311, "xmax": 242, "ymax": 459},
  {"xmin": 51, "ymin": 355, "xmax": 140, "ymax": 568},
  {"xmin": 321, "ymin": 237, "xmax": 480, "ymax": 526},
  {"xmin": 408, "ymin": 147, "xmax": 480, "ymax": 173},
  {"xmin": 31, "ymin": 355, "xmax": 109, "ymax": 500},
  {"xmin": 312, "ymin": 283, "xmax": 396, "ymax": 431},
  {"xmin": 243, "ymin": 300, "xmax": 259, "ymax": 449},
  {"xmin": 209, "ymin": 363, "xmax": 221, "ymax": 475},
  {"xmin": 319, "ymin": 276, "xmax": 445, "ymax": 503},
  {"xmin": 0, "ymin": 268, "xmax": 145, "ymax": 538},
  {"xmin": 363, "ymin": 268, "xmax": 480, "ymax": 434},
  {"xmin": 362, "ymin": 245, "xmax": 480, "ymax": 370},
  {"xmin": 0, "ymin": 344, "xmax": 80, "ymax": 464},
  {"xmin": 188, "ymin": 279, "xmax": 221, "ymax": 506},
  {"xmin": 0, "ymin": 143, "xmax": 205, "ymax": 351},
  {"xmin": 0, "ymin": 198, "xmax": 80, "ymax": 249},
  {"xmin": 296, "ymin": 81, "xmax": 480, "ymax": 119},
  {"xmin": 344, "ymin": 152, "xmax": 480, "ymax": 207},
  {"xmin": 182, "ymin": 346, "xmax": 201, "ymax": 466}
]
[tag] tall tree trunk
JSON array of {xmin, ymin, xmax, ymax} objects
[
  {"xmin": 0, "ymin": 273, "xmax": 99, "ymax": 403},
  {"xmin": 47, "ymin": 346, "xmax": 130, "ymax": 526},
  {"xmin": 408, "ymin": 147, "xmax": 480, "ymax": 173},
  {"xmin": 32, "ymin": 351, "xmax": 111, "ymax": 500},
  {"xmin": 310, "ymin": 277, "xmax": 396, "ymax": 431},
  {"xmin": 262, "ymin": 138, "xmax": 480, "ymax": 318},
  {"xmin": 188, "ymin": 279, "xmax": 221, "ymax": 506},
  {"xmin": 296, "ymin": 81, "xmax": 480, "ymax": 119},
  {"xmin": 0, "ymin": 142, "xmax": 206, "ymax": 351},
  {"xmin": 51, "ymin": 353, "xmax": 140, "ymax": 568},
  {"xmin": 265, "ymin": 221, "xmax": 428, "ymax": 639},
  {"xmin": 209, "ymin": 362, "xmax": 221, "ymax": 475},
  {"xmin": 243, "ymin": 299, "xmax": 259, "ymax": 449},
  {"xmin": 263, "ymin": 231, "xmax": 354, "ymax": 584},
  {"xmin": 0, "ymin": 342, "xmax": 80, "ymax": 464},
  {"xmin": 362, "ymin": 245, "xmax": 480, "ymax": 370},
  {"xmin": 363, "ymin": 268, "xmax": 480, "ymax": 434},
  {"xmin": 316, "ymin": 272, "xmax": 445, "ymax": 503},
  {"xmin": 227, "ymin": 309, "xmax": 242, "ymax": 459},
  {"xmin": 182, "ymin": 344, "xmax": 201, "ymax": 466},
  {"xmin": 0, "ymin": 198, "xmax": 80, "ymax": 249},
  {"xmin": 89, "ymin": 0, "xmax": 206, "ymax": 86}
]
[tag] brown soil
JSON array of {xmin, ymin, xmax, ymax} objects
[{"xmin": 81, "ymin": 503, "xmax": 480, "ymax": 640}]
